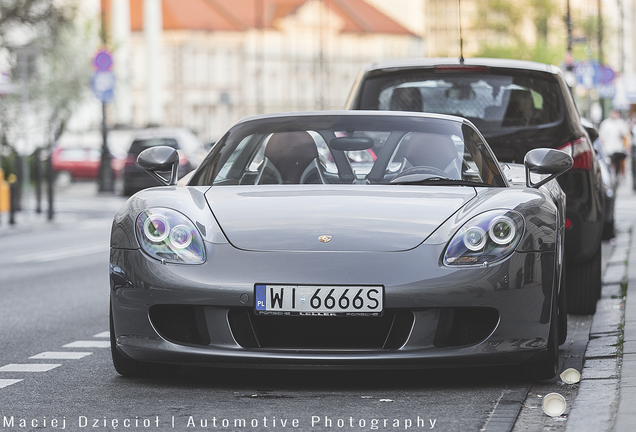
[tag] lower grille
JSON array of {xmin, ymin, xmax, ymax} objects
[
  {"xmin": 228, "ymin": 309, "xmax": 414, "ymax": 350},
  {"xmin": 433, "ymin": 307, "xmax": 499, "ymax": 348},
  {"xmin": 149, "ymin": 305, "xmax": 211, "ymax": 346}
]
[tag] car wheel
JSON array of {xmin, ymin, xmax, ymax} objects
[
  {"xmin": 565, "ymin": 244, "xmax": 602, "ymax": 314},
  {"xmin": 55, "ymin": 171, "xmax": 72, "ymax": 188},
  {"xmin": 110, "ymin": 303, "xmax": 180, "ymax": 378},
  {"xmin": 602, "ymin": 219, "xmax": 615, "ymax": 240},
  {"xmin": 526, "ymin": 289, "xmax": 559, "ymax": 381},
  {"xmin": 558, "ymin": 269, "xmax": 567, "ymax": 346}
]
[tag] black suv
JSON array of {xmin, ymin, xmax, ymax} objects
[{"xmin": 346, "ymin": 58, "xmax": 604, "ymax": 315}]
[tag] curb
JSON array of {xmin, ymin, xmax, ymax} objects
[
  {"xmin": 614, "ymin": 222, "xmax": 636, "ymax": 431},
  {"xmin": 563, "ymin": 227, "xmax": 627, "ymax": 432}
]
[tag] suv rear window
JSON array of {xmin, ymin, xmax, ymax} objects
[
  {"xmin": 128, "ymin": 138, "xmax": 179, "ymax": 156},
  {"xmin": 357, "ymin": 71, "xmax": 562, "ymax": 131}
]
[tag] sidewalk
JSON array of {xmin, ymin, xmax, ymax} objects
[
  {"xmin": 563, "ymin": 170, "xmax": 636, "ymax": 432},
  {"xmin": 0, "ymin": 180, "xmax": 126, "ymax": 237},
  {"xmin": 612, "ymin": 173, "xmax": 636, "ymax": 431}
]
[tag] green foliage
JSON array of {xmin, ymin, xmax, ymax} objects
[
  {"xmin": 0, "ymin": 1, "xmax": 93, "ymax": 153},
  {"xmin": 475, "ymin": 40, "xmax": 568, "ymax": 66},
  {"xmin": 472, "ymin": 0, "xmax": 565, "ymax": 65}
]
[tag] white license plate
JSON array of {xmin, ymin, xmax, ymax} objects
[{"xmin": 254, "ymin": 285, "xmax": 383, "ymax": 316}]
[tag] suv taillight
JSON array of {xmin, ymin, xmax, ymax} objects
[
  {"xmin": 177, "ymin": 150, "xmax": 188, "ymax": 166},
  {"xmin": 557, "ymin": 138, "xmax": 593, "ymax": 170},
  {"xmin": 125, "ymin": 155, "xmax": 137, "ymax": 167}
]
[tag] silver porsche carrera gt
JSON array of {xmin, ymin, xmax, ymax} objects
[{"xmin": 109, "ymin": 111, "xmax": 572, "ymax": 380}]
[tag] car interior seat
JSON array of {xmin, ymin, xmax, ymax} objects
[
  {"xmin": 389, "ymin": 87, "xmax": 423, "ymax": 112},
  {"xmin": 397, "ymin": 132, "xmax": 461, "ymax": 179},
  {"xmin": 502, "ymin": 89, "xmax": 535, "ymax": 127},
  {"xmin": 256, "ymin": 131, "xmax": 324, "ymax": 184}
]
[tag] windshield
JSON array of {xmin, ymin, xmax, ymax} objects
[
  {"xmin": 357, "ymin": 72, "xmax": 562, "ymax": 132},
  {"xmin": 189, "ymin": 114, "xmax": 506, "ymax": 187}
]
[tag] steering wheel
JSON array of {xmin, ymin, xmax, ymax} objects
[{"xmin": 390, "ymin": 166, "xmax": 448, "ymax": 183}]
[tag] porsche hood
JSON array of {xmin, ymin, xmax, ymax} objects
[{"xmin": 205, "ymin": 186, "xmax": 476, "ymax": 252}]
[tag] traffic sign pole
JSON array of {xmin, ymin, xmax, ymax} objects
[{"xmin": 92, "ymin": 48, "xmax": 115, "ymax": 193}]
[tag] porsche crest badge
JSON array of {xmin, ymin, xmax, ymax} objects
[{"xmin": 318, "ymin": 235, "xmax": 332, "ymax": 243}]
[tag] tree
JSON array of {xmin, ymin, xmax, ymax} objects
[
  {"xmin": 472, "ymin": 0, "xmax": 564, "ymax": 65},
  {"xmin": 0, "ymin": 1, "xmax": 94, "ymax": 167}
]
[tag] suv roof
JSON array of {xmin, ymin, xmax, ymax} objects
[{"xmin": 359, "ymin": 57, "xmax": 561, "ymax": 76}]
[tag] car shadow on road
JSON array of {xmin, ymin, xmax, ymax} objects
[{"xmin": 124, "ymin": 363, "xmax": 529, "ymax": 391}]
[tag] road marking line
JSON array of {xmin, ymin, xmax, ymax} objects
[
  {"xmin": 63, "ymin": 341, "xmax": 110, "ymax": 348},
  {"xmin": 93, "ymin": 331, "xmax": 110, "ymax": 338},
  {"xmin": 13, "ymin": 243, "xmax": 108, "ymax": 263},
  {"xmin": 0, "ymin": 379, "xmax": 22, "ymax": 388},
  {"xmin": 0, "ymin": 364, "xmax": 61, "ymax": 372},
  {"xmin": 29, "ymin": 352, "xmax": 93, "ymax": 360}
]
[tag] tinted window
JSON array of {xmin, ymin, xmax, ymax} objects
[
  {"xmin": 190, "ymin": 114, "xmax": 506, "ymax": 187},
  {"xmin": 358, "ymin": 72, "xmax": 562, "ymax": 132}
]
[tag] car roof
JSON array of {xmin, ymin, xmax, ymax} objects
[
  {"xmin": 235, "ymin": 109, "xmax": 470, "ymax": 126},
  {"xmin": 361, "ymin": 57, "xmax": 561, "ymax": 75}
]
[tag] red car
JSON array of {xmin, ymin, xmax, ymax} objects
[{"xmin": 51, "ymin": 146, "xmax": 123, "ymax": 183}]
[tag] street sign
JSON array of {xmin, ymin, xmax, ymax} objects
[
  {"xmin": 91, "ymin": 71, "xmax": 115, "ymax": 102},
  {"xmin": 573, "ymin": 61, "xmax": 617, "ymax": 90},
  {"xmin": 92, "ymin": 49, "xmax": 113, "ymax": 72}
]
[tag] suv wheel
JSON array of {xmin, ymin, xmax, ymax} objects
[{"xmin": 565, "ymin": 244, "xmax": 601, "ymax": 314}]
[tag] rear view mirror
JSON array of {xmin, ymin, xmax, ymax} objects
[
  {"xmin": 329, "ymin": 137, "xmax": 374, "ymax": 152},
  {"xmin": 137, "ymin": 146, "xmax": 179, "ymax": 186},
  {"xmin": 524, "ymin": 148, "xmax": 573, "ymax": 188}
]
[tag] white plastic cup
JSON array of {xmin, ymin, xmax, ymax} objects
[
  {"xmin": 560, "ymin": 368, "xmax": 581, "ymax": 384},
  {"xmin": 542, "ymin": 393, "xmax": 566, "ymax": 417}
]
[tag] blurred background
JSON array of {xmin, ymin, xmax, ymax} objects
[{"xmin": 0, "ymin": 0, "xmax": 634, "ymax": 201}]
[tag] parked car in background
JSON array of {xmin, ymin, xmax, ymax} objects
[
  {"xmin": 122, "ymin": 128, "xmax": 206, "ymax": 196},
  {"xmin": 581, "ymin": 119, "xmax": 616, "ymax": 239},
  {"xmin": 51, "ymin": 146, "xmax": 123, "ymax": 186},
  {"xmin": 346, "ymin": 57, "xmax": 605, "ymax": 314},
  {"xmin": 110, "ymin": 111, "xmax": 571, "ymax": 380}
]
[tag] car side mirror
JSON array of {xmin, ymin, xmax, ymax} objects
[
  {"xmin": 137, "ymin": 146, "xmax": 179, "ymax": 186},
  {"xmin": 524, "ymin": 148, "xmax": 573, "ymax": 189}
]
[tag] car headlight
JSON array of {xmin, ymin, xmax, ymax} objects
[
  {"xmin": 443, "ymin": 210, "xmax": 524, "ymax": 266},
  {"xmin": 136, "ymin": 208, "xmax": 205, "ymax": 264}
]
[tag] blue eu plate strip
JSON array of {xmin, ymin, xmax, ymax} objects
[{"xmin": 255, "ymin": 285, "xmax": 267, "ymax": 310}]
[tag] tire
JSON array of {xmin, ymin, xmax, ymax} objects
[
  {"xmin": 565, "ymin": 244, "xmax": 602, "ymax": 315},
  {"xmin": 55, "ymin": 171, "xmax": 72, "ymax": 188},
  {"xmin": 110, "ymin": 303, "xmax": 180, "ymax": 378},
  {"xmin": 558, "ymin": 269, "xmax": 567, "ymax": 346},
  {"xmin": 526, "ymin": 288, "xmax": 559, "ymax": 381},
  {"xmin": 602, "ymin": 218, "xmax": 615, "ymax": 240}
]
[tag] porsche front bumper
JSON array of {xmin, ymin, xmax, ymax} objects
[{"xmin": 110, "ymin": 243, "xmax": 556, "ymax": 369}]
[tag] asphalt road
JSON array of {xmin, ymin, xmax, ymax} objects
[{"xmin": 0, "ymin": 182, "xmax": 602, "ymax": 432}]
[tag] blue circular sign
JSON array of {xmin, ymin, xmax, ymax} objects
[{"xmin": 92, "ymin": 49, "xmax": 113, "ymax": 72}]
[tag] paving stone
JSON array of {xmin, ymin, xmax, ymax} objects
[
  {"xmin": 601, "ymin": 283, "xmax": 623, "ymax": 300},
  {"xmin": 606, "ymin": 246, "xmax": 629, "ymax": 265},
  {"xmin": 564, "ymin": 379, "xmax": 618, "ymax": 432},
  {"xmin": 603, "ymin": 265, "xmax": 626, "ymax": 285},
  {"xmin": 590, "ymin": 298, "xmax": 624, "ymax": 334},
  {"xmin": 585, "ymin": 335, "xmax": 619, "ymax": 359},
  {"xmin": 582, "ymin": 358, "xmax": 619, "ymax": 379}
]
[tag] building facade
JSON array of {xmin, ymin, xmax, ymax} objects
[{"xmin": 100, "ymin": 0, "xmax": 420, "ymax": 142}]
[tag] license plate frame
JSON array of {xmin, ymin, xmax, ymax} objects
[{"xmin": 254, "ymin": 284, "xmax": 384, "ymax": 316}]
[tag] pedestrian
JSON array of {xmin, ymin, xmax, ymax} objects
[
  {"xmin": 631, "ymin": 115, "xmax": 636, "ymax": 190},
  {"xmin": 599, "ymin": 109, "xmax": 630, "ymax": 179}
]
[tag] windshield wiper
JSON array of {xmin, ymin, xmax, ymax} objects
[{"xmin": 390, "ymin": 176, "xmax": 492, "ymax": 187}]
